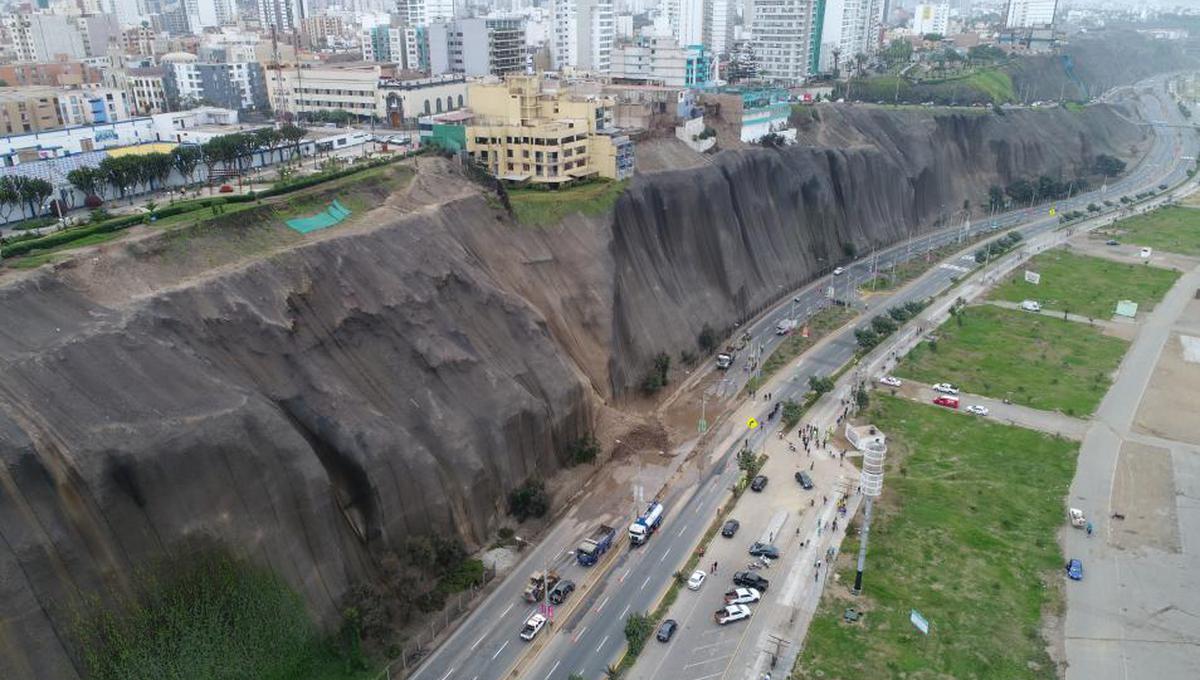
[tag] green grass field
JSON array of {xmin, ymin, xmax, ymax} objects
[
  {"xmin": 1105, "ymin": 205, "xmax": 1200, "ymax": 256},
  {"xmin": 989, "ymin": 249, "xmax": 1179, "ymax": 319},
  {"xmin": 794, "ymin": 395, "xmax": 1077, "ymax": 680},
  {"xmin": 507, "ymin": 179, "xmax": 628, "ymax": 226},
  {"xmin": 895, "ymin": 305, "xmax": 1127, "ymax": 415}
]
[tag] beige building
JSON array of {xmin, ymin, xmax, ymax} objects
[
  {"xmin": 464, "ymin": 75, "xmax": 633, "ymax": 184},
  {"xmin": 0, "ymin": 88, "xmax": 65, "ymax": 134},
  {"xmin": 267, "ymin": 63, "xmax": 470, "ymax": 126}
]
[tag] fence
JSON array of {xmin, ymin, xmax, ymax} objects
[{"xmin": 375, "ymin": 563, "xmax": 497, "ymax": 680}]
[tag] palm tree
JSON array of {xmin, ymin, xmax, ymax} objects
[
  {"xmin": 831, "ymin": 46, "xmax": 842, "ymax": 79},
  {"xmin": 854, "ymin": 52, "xmax": 868, "ymax": 77}
]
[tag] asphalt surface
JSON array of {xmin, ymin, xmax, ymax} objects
[{"xmin": 408, "ymin": 78, "xmax": 1195, "ymax": 680}]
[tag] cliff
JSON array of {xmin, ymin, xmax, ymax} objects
[{"xmin": 0, "ymin": 102, "xmax": 1149, "ymax": 678}]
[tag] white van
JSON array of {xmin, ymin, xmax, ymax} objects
[{"xmin": 1020, "ymin": 300, "xmax": 1041, "ymax": 312}]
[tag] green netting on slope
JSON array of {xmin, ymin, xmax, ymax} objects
[{"xmin": 286, "ymin": 200, "xmax": 353, "ymax": 233}]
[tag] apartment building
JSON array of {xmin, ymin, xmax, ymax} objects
[
  {"xmin": 303, "ymin": 15, "xmax": 346, "ymax": 48},
  {"xmin": 362, "ymin": 24, "xmax": 407, "ymax": 64},
  {"xmin": 395, "ymin": 0, "xmax": 457, "ymax": 26},
  {"xmin": 57, "ymin": 87, "xmax": 132, "ymax": 126},
  {"xmin": 163, "ymin": 54, "xmax": 270, "ymax": 112},
  {"xmin": 549, "ymin": 0, "xmax": 615, "ymax": 73},
  {"xmin": 751, "ymin": 0, "xmax": 824, "ymax": 82},
  {"xmin": 0, "ymin": 88, "xmax": 65, "ymax": 134},
  {"xmin": 5, "ymin": 14, "xmax": 87, "ymax": 63},
  {"xmin": 428, "ymin": 18, "xmax": 526, "ymax": 77},
  {"xmin": 463, "ymin": 75, "xmax": 633, "ymax": 183},
  {"xmin": 127, "ymin": 67, "xmax": 171, "ymax": 114},
  {"xmin": 611, "ymin": 36, "xmax": 714, "ymax": 88},
  {"xmin": 0, "ymin": 61, "xmax": 106, "ymax": 87},
  {"xmin": 1005, "ymin": 0, "xmax": 1058, "ymax": 29},
  {"xmin": 266, "ymin": 63, "xmax": 384, "ymax": 121}
]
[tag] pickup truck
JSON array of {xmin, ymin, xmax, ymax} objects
[
  {"xmin": 775, "ymin": 318, "xmax": 797, "ymax": 335},
  {"xmin": 522, "ymin": 570, "xmax": 560, "ymax": 603},
  {"xmin": 714, "ymin": 604, "xmax": 752, "ymax": 625}
]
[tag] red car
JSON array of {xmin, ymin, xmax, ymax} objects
[{"xmin": 933, "ymin": 395, "xmax": 960, "ymax": 409}]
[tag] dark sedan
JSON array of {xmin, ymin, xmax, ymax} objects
[
  {"xmin": 750, "ymin": 475, "xmax": 768, "ymax": 492},
  {"xmin": 721, "ymin": 519, "xmax": 740, "ymax": 537}
]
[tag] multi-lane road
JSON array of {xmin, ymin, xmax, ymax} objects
[{"xmin": 409, "ymin": 77, "xmax": 1195, "ymax": 680}]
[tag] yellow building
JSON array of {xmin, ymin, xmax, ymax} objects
[{"xmin": 464, "ymin": 75, "xmax": 634, "ymax": 184}]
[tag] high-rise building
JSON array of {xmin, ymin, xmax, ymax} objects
[
  {"xmin": 184, "ymin": 0, "xmax": 233, "ymax": 31},
  {"xmin": 1004, "ymin": 0, "xmax": 1057, "ymax": 29},
  {"xmin": 258, "ymin": 0, "xmax": 306, "ymax": 33},
  {"xmin": 363, "ymin": 24, "xmax": 406, "ymax": 63},
  {"xmin": 76, "ymin": 14, "xmax": 121, "ymax": 58},
  {"xmin": 611, "ymin": 36, "xmax": 714, "ymax": 88},
  {"xmin": 706, "ymin": 0, "xmax": 736, "ymax": 56},
  {"xmin": 428, "ymin": 18, "xmax": 525, "ymax": 77},
  {"xmin": 5, "ymin": 14, "xmax": 87, "ymax": 63},
  {"xmin": 815, "ymin": 0, "xmax": 884, "ymax": 75},
  {"xmin": 911, "ymin": 3, "xmax": 950, "ymax": 36},
  {"xmin": 550, "ymin": 0, "xmax": 614, "ymax": 73},
  {"xmin": 667, "ymin": 0, "xmax": 704, "ymax": 47},
  {"xmin": 395, "ymin": 0, "xmax": 456, "ymax": 26},
  {"xmin": 751, "ymin": 0, "xmax": 824, "ymax": 83}
]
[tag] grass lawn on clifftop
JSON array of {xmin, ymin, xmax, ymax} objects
[
  {"xmin": 794, "ymin": 395, "xmax": 1077, "ymax": 680},
  {"xmin": 507, "ymin": 179, "xmax": 628, "ymax": 226},
  {"xmin": 894, "ymin": 304, "xmax": 1127, "ymax": 416},
  {"xmin": 988, "ymin": 249, "xmax": 1179, "ymax": 320}
]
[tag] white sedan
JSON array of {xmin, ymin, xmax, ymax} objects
[
  {"xmin": 687, "ymin": 570, "xmax": 707, "ymax": 591},
  {"xmin": 833, "ymin": 267, "xmax": 845, "ymax": 276},
  {"xmin": 879, "ymin": 376, "xmax": 902, "ymax": 387},
  {"xmin": 966, "ymin": 405, "xmax": 989, "ymax": 416},
  {"xmin": 520, "ymin": 613, "xmax": 547, "ymax": 641},
  {"xmin": 724, "ymin": 587, "xmax": 762, "ymax": 605},
  {"xmin": 932, "ymin": 383, "xmax": 960, "ymax": 395},
  {"xmin": 714, "ymin": 604, "xmax": 752, "ymax": 625}
]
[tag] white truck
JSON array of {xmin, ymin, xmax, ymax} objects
[
  {"xmin": 629, "ymin": 502, "xmax": 664, "ymax": 546},
  {"xmin": 775, "ymin": 318, "xmax": 797, "ymax": 335}
]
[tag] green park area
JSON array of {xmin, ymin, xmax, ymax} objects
[
  {"xmin": 1104, "ymin": 205, "xmax": 1200, "ymax": 256},
  {"xmin": 989, "ymin": 249, "xmax": 1179, "ymax": 320},
  {"xmin": 895, "ymin": 304, "xmax": 1127, "ymax": 416},
  {"xmin": 507, "ymin": 179, "xmax": 628, "ymax": 226},
  {"xmin": 795, "ymin": 395, "xmax": 1078, "ymax": 680}
]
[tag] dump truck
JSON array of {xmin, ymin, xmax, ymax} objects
[
  {"xmin": 577, "ymin": 524, "xmax": 616, "ymax": 566},
  {"xmin": 522, "ymin": 570, "xmax": 560, "ymax": 603}
]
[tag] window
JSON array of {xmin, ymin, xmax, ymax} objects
[
  {"xmin": 423, "ymin": 100, "xmax": 431, "ymax": 114},
  {"xmin": 457, "ymin": 94, "xmax": 464, "ymax": 107},
  {"xmin": 436, "ymin": 98, "xmax": 442, "ymax": 113},
  {"xmin": 446, "ymin": 96, "xmax": 453, "ymax": 110}
]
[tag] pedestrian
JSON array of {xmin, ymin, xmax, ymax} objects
[
  {"xmin": 713, "ymin": 561, "xmax": 718, "ymax": 573},
  {"xmin": 833, "ymin": 519, "xmax": 839, "ymax": 532},
  {"xmin": 1086, "ymin": 522, "xmax": 1093, "ymax": 537},
  {"xmin": 823, "ymin": 495, "xmax": 828, "ymax": 505},
  {"xmin": 810, "ymin": 498, "xmax": 815, "ymax": 507},
  {"xmin": 809, "ymin": 461, "xmax": 814, "ymax": 470}
]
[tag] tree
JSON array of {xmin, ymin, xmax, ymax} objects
[
  {"xmin": 697, "ymin": 324, "xmax": 718, "ymax": 354},
  {"xmin": 279, "ymin": 123, "xmax": 308, "ymax": 161},
  {"xmin": 987, "ymin": 185, "xmax": 1005, "ymax": 211},
  {"xmin": 1093, "ymin": 154, "xmax": 1126, "ymax": 177},
  {"xmin": 1005, "ymin": 178, "xmax": 1034, "ymax": 204},
  {"xmin": 144, "ymin": 152, "xmax": 173, "ymax": 191},
  {"xmin": 623, "ymin": 612, "xmax": 655, "ymax": 656},
  {"xmin": 0, "ymin": 176, "xmax": 19, "ymax": 222},
  {"xmin": 808, "ymin": 375, "xmax": 835, "ymax": 395},
  {"xmin": 641, "ymin": 352, "xmax": 671, "ymax": 394},
  {"xmin": 882, "ymin": 39, "xmax": 912, "ymax": 68},
  {"xmin": 507, "ymin": 478, "xmax": 549, "ymax": 522},
  {"xmin": 171, "ymin": 145, "xmax": 202, "ymax": 185},
  {"xmin": 67, "ymin": 167, "xmax": 99, "ymax": 197},
  {"xmin": 15, "ymin": 176, "xmax": 52, "ymax": 217},
  {"xmin": 854, "ymin": 52, "xmax": 868, "ymax": 77}
]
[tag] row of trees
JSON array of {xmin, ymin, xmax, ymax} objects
[{"xmin": 1, "ymin": 124, "xmax": 312, "ymax": 222}]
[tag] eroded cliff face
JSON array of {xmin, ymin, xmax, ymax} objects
[
  {"xmin": 606, "ymin": 104, "xmax": 1146, "ymax": 393},
  {"xmin": 0, "ymin": 103, "xmax": 1147, "ymax": 678}
]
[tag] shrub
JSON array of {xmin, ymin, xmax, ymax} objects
[
  {"xmin": 624, "ymin": 612, "xmax": 655, "ymax": 656},
  {"xmin": 781, "ymin": 399, "xmax": 803, "ymax": 428},
  {"xmin": 641, "ymin": 352, "xmax": 671, "ymax": 394},
  {"xmin": 808, "ymin": 375, "xmax": 835, "ymax": 395},
  {"xmin": 697, "ymin": 323, "xmax": 718, "ymax": 354},
  {"xmin": 565, "ymin": 434, "xmax": 600, "ymax": 466},
  {"xmin": 508, "ymin": 478, "xmax": 550, "ymax": 522},
  {"xmin": 84, "ymin": 194, "xmax": 103, "ymax": 208}
]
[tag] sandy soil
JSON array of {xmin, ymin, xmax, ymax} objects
[
  {"xmin": 1133, "ymin": 331, "xmax": 1200, "ymax": 446},
  {"xmin": 1109, "ymin": 440, "xmax": 1181, "ymax": 554}
]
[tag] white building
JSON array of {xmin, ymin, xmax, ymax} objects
[
  {"xmin": 611, "ymin": 36, "xmax": 714, "ymax": 87},
  {"xmin": 5, "ymin": 14, "xmax": 87, "ymax": 63},
  {"xmin": 427, "ymin": 18, "xmax": 526, "ymax": 77},
  {"xmin": 362, "ymin": 25, "xmax": 407, "ymax": 63},
  {"xmin": 616, "ymin": 14, "xmax": 635, "ymax": 39},
  {"xmin": 912, "ymin": 3, "xmax": 950, "ymax": 36},
  {"xmin": 103, "ymin": 0, "xmax": 144, "ymax": 28},
  {"xmin": 668, "ymin": 0, "xmax": 705, "ymax": 47},
  {"xmin": 815, "ymin": 0, "xmax": 885, "ymax": 75},
  {"xmin": 185, "ymin": 0, "xmax": 234, "ymax": 31},
  {"xmin": 550, "ymin": 0, "xmax": 615, "ymax": 72},
  {"xmin": 57, "ymin": 86, "xmax": 132, "ymax": 126},
  {"xmin": 396, "ymin": 0, "xmax": 456, "ymax": 25},
  {"xmin": 258, "ymin": 0, "xmax": 306, "ymax": 32},
  {"xmin": 707, "ymin": 0, "xmax": 736, "ymax": 56},
  {"xmin": 1005, "ymin": 0, "xmax": 1057, "ymax": 29},
  {"xmin": 751, "ymin": 0, "xmax": 823, "ymax": 83}
]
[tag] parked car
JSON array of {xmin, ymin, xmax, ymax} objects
[
  {"xmin": 548, "ymin": 579, "xmax": 575, "ymax": 605},
  {"xmin": 965, "ymin": 404, "xmax": 989, "ymax": 416},
  {"xmin": 749, "ymin": 543, "xmax": 780, "ymax": 559},
  {"xmin": 687, "ymin": 570, "xmax": 707, "ymax": 591},
  {"xmin": 714, "ymin": 604, "xmax": 752, "ymax": 625},
  {"xmin": 750, "ymin": 475, "xmax": 768, "ymax": 492},
  {"xmin": 656, "ymin": 619, "xmax": 678, "ymax": 642},
  {"xmin": 722, "ymin": 519, "xmax": 741, "ymax": 538},
  {"xmin": 833, "ymin": 267, "xmax": 845, "ymax": 276},
  {"xmin": 733, "ymin": 571, "xmax": 770, "ymax": 591},
  {"xmin": 520, "ymin": 613, "xmax": 548, "ymax": 641},
  {"xmin": 1140, "ymin": 247, "xmax": 1153, "ymax": 258},
  {"xmin": 1105, "ymin": 239, "xmax": 1120, "ymax": 246},
  {"xmin": 932, "ymin": 383, "xmax": 959, "ymax": 394},
  {"xmin": 1020, "ymin": 300, "xmax": 1041, "ymax": 312},
  {"xmin": 724, "ymin": 587, "xmax": 762, "ymax": 605},
  {"xmin": 879, "ymin": 376, "xmax": 902, "ymax": 387},
  {"xmin": 795, "ymin": 470, "xmax": 814, "ymax": 490},
  {"xmin": 933, "ymin": 395, "xmax": 960, "ymax": 409},
  {"xmin": 1066, "ymin": 558, "xmax": 1084, "ymax": 581},
  {"xmin": 1068, "ymin": 508, "xmax": 1086, "ymax": 528}
]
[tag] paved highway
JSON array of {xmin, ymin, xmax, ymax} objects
[{"xmin": 408, "ymin": 78, "xmax": 1194, "ymax": 680}]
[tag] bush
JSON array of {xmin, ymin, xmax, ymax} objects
[
  {"xmin": 697, "ymin": 324, "xmax": 718, "ymax": 354},
  {"xmin": 8, "ymin": 216, "xmax": 56, "ymax": 231},
  {"xmin": 508, "ymin": 478, "xmax": 550, "ymax": 522},
  {"xmin": 870, "ymin": 315, "xmax": 898, "ymax": 335},
  {"xmin": 565, "ymin": 434, "xmax": 600, "ymax": 466},
  {"xmin": 624, "ymin": 612, "xmax": 655, "ymax": 656},
  {"xmin": 84, "ymin": 194, "xmax": 103, "ymax": 208},
  {"xmin": 781, "ymin": 399, "xmax": 803, "ymax": 428},
  {"xmin": 808, "ymin": 375, "xmax": 835, "ymax": 395},
  {"xmin": 641, "ymin": 352, "xmax": 671, "ymax": 394}
]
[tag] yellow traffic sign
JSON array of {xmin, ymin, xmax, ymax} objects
[
  {"xmin": 746, "ymin": 417, "xmax": 759, "ymax": 430},
  {"xmin": 1049, "ymin": 206, "xmax": 1056, "ymax": 216}
]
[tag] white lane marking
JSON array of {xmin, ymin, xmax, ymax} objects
[
  {"xmin": 690, "ymin": 671, "xmax": 726, "ymax": 680},
  {"xmin": 491, "ymin": 640, "xmax": 510, "ymax": 660},
  {"xmin": 544, "ymin": 660, "xmax": 560, "ymax": 680},
  {"xmin": 621, "ymin": 603, "xmax": 632, "ymax": 618},
  {"xmin": 596, "ymin": 634, "xmax": 610, "ymax": 654},
  {"xmin": 690, "ymin": 640, "xmax": 728, "ymax": 652},
  {"xmin": 621, "ymin": 569, "xmax": 631, "ymax": 582},
  {"xmin": 470, "ymin": 633, "xmax": 486, "ymax": 650},
  {"xmin": 683, "ymin": 654, "xmax": 733, "ymax": 669},
  {"xmin": 659, "ymin": 548, "xmax": 672, "ymax": 563},
  {"xmin": 573, "ymin": 625, "xmax": 588, "ymax": 642},
  {"xmin": 501, "ymin": 603, "xmax": 514, "ymax": 618},
  {"xmin": 677, "ymin": 525, "xmax": 687, "ymax": 537},
  {"xmin": 640, "ymin": 576, "xmax": 651, "ymax": 590},
  {"xmin": 438, "ymin": 669, "xmax": 455, "ymax": 680},
  {"xmin": 552, "ymin": 550, "xmax": 563, "ymax": 561},
  {"xmin": 596, "ymin": 596, "xmax": 609, "ymax": 612}
]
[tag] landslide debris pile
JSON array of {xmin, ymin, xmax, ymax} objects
[{"xmin": 0, "ymin": 102, "xmax": 1147, "ymax": 679}]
